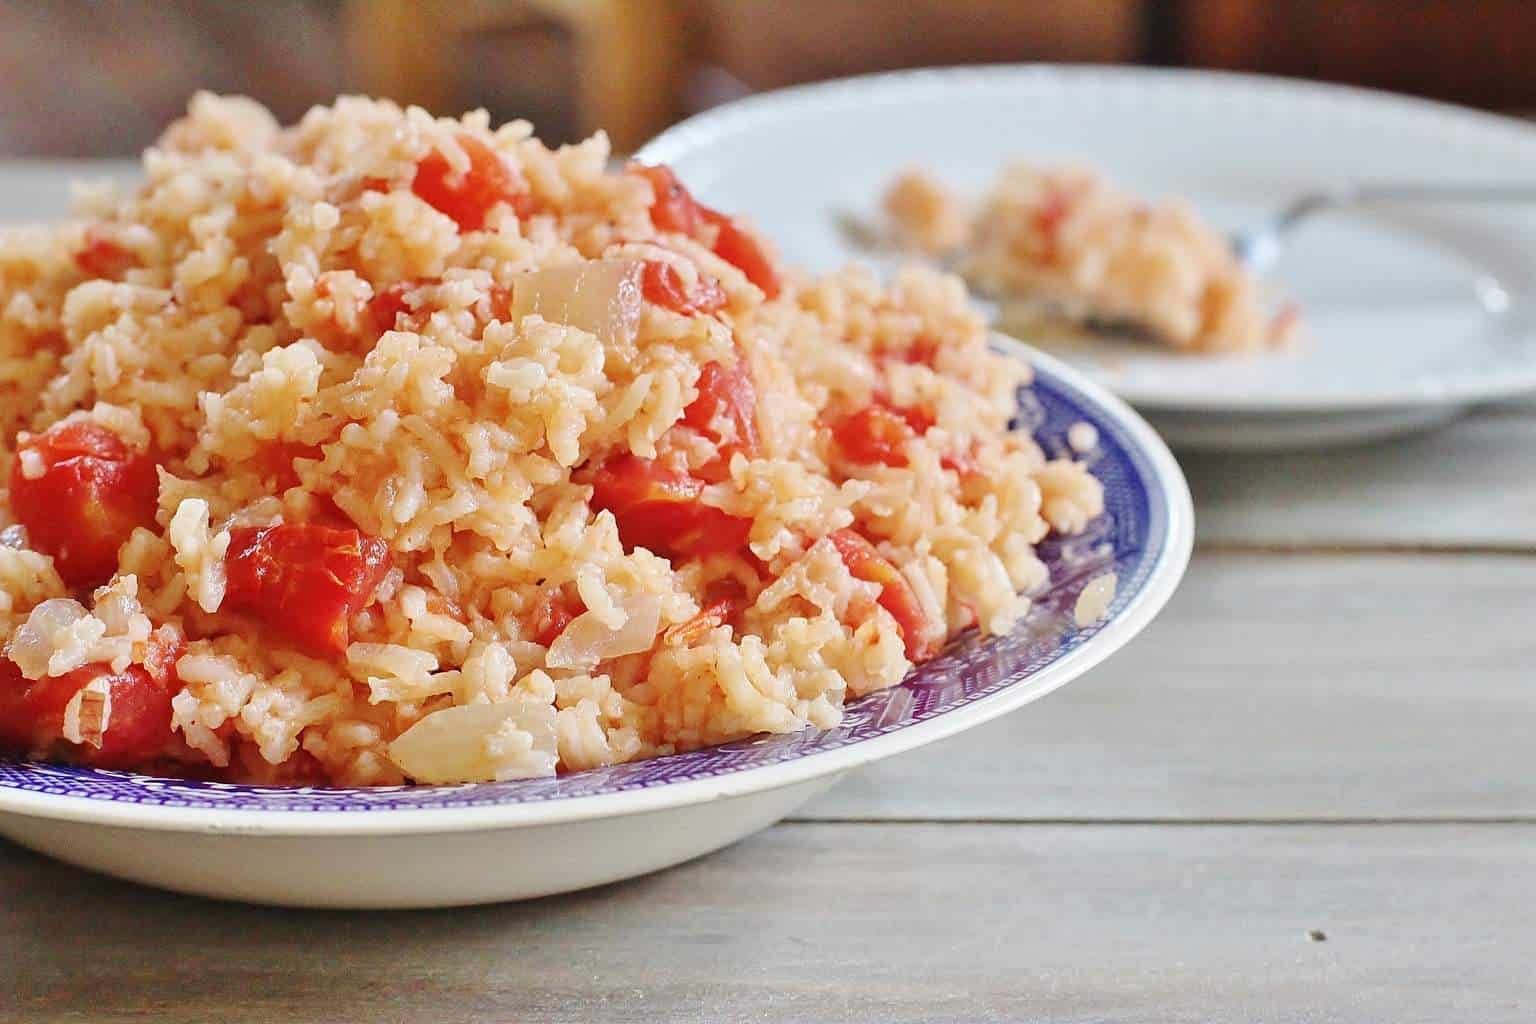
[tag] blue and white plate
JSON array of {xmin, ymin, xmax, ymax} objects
[{"xmin": 0, "ymin": 341, "xmax": 1190, "ymax": 908}]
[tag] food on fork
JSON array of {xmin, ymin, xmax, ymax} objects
[
  {"xmin": 883, "ymin": 164, "xmax": 1296, "ymax": 353},
  {"xmin": 0, "ymin": 95, "xmax": 1102, "ymax": 786}
]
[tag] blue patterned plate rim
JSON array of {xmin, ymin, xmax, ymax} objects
[{"xmin": 0, "ymin": 341, "xmax": 1192, "ymax": 835}]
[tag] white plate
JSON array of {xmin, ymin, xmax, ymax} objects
[
  {"xmin": 0, "ymin": 346, "xmax": 1192, "ymax": 908},
  {"xmin": 638, "ymin": 66, "xmax": 1536, "ymax": 449}
]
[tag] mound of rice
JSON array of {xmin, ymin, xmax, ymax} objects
[
  {"xmin": 0, "ymin": 95, "xmax": 1101, "ymax": 786},
  {"xmin": 884, "ymin": 164, "xmax": 1295, "ymax": 353}
]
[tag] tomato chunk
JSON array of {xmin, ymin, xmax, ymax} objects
[
  {"xmin": 641, "ymin": 261, "xmax": 727, "ymax": 316},
  {"xmin": 683, "ymin": 355, "xmax": 760, "ymax": 473},
  {"xmin": 631, "ymin": 163, "xmax": 781, "ymax": 298},
  {"xmin": 666, "ymin": 579, "xmax": 748, "ymax": 647},
  {"xmin": 223, "ymin": 523, "xmax": 391, "ymax": 656},
  {"xmin": 530, "ymin": 586, "xmax": 583, "ymax": 646},
  {"xmin": 828, "ymin": 529, "xmax": 943, "ymax": 663},
  {"xmin": 590, "ymin": 454, "xmax": 751, "ymax": 561},
  {"xmin": 10, "ymin": 421, "xmax": 159, "ymax": 586},
  {"xmin": 0, "ymin": 659, "xmax": 175, "ymax": 769},
  {"xmin": 832, "ymin": 403, "xmax": 918, "ymax": 467},
  {"xmin": 412, "ymin": 134, "xmax": 534, "ymax": 231},
  {"xmin": 367, "ymin": 281, "xmax": 418, "ymax": 335},
  {"xmin": 631, "ymin": 164, "xmax": 709, "ymax": 237},
  {"xmin": 701, "ymin": 209, "xmax": 781, "ymax": 298},
  {"xmin": 74, "ymin": 228, "xmax": 136, "ymax": 279}
]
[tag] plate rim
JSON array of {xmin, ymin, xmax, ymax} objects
[
  {"xmin": 638, "ymin": 63, "xmax": 1536, "ymax": 413},
  {"xmin": 0, "ymin": 342, "xmax": 1192, "ymax": 838}
]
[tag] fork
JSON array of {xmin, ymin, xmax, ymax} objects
[{"xmin": 1229, "ymin": 183, "xmax": 1536, "ymax": 276}]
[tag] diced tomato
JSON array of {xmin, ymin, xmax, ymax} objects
[
  {"xmin": 1034, "ymin": 189, "xmax": 1074, "ymax": 262},
  {"xmin": 9, "ymin": 421, "xmax": 159, "ymax": 586},
  {"xmin": 589, "ymin": 454, "xmax": 751, "ymax": 562},
  {"xmin": 828, "ymin": 528, "xmax": 942, "ymax": 663},
  {"xmin": 682, "ymin": 354, "xmax": 760, "ymax": 473},
  {"xmin": 360, "ymin": 176, "xmax": 392, "ymax": 194},
  {"xmin": 367, "ymin": 281, "xmax": 417, "ymax": 335},
  {"xmin": 486, "ymin": 284, "xmax": 514, "ymax": 323},
  {"xmin": 832, "ymin": 403, "xmax": 918, "ymax": 467},
  {"xmin": 74, "ymin": 228, "xmax": 136, "ymax": 279},
  {"xmin": 701, "ymin": 209, "xmax": 781, "ymax": 298},
  {"xmin": 530, "ymin": 587, "xmax": 583, "ymax": 646},
  {"xmin": 641, "ymin": 261, "xmax": 728, "ymax": 316},
  {"xmin": 665, "ymin": 579, "xmax": 748, "ymax": 647},
  {"xmin": 253, "ymin": 441, "xmax": 323, "ymax": 490},
  {"xmin": 631, "ymin": 164, "xmax": 709, "ymax": 237},
  {"xmin": 0, "ymin": 659, "xmax": 175, "ymax": 769},
  {"xmin": 222, "ymin": 523, "xmax": 391, "ymax": 657},
  {"xmin": 631, "ymin": 163, "xmax": 781, "ymax": 298},
  {"xmin": 412, "ymin": 134, "xmax": 535, "ymax": 232}
]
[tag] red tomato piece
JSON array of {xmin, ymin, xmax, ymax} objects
[
  {"xmin": 10, "ymin": 421, "xmax": 159, "ymax": 586},
  {"xmin": 253, "ymin": 441, "xmax": 323, "ymax": 490},
  {"xmin": 828, "ymin": 529, "xmax": 943, "ymax": 663},
  {"xmin": 530, "ymin": 587, "xmax": 584, "ymax": 646},
  {"xmin": 831, "ymin": 403, "xmax": 919, "ymax": 467},
  {"xmin": 74, "ymin": 228, "xmax": 136, "ymax": 279},
  {"xmin": 223, "ymin": 523, "xmax": 392, "ymax": 657},
  {"xmin": 631, "ymin": 163, "xmax": 709, "ymax": 237},
  {"xmin": 589, "ymin": 454, "xmax": 751, "ymax": 562},
  {"xmin": 701, "ymin": 209, "xmax": 782, "ymax": 298},
  {"xmin": 665, "ymin": 579, "xmax": 748, "ymax": 647},
  {"xmin": 641, "ymin": 261, "xmax": 728, "ymax": 316},
  {"xmin": 0, "ymin": 659, "xmax": 174, "ymax": 769},
  {"xmin": 632, "ymin": 163, "xmax": 782, "ymax": 298},
  {"xmin": 412, "ymin": 134, "xmax": 534, "ymax": 231},
  {"xmin": 367, "ymin": 281, "xmax": 417, "ymax": 335},
  {"xmin": 682, "ymin": 355, "xmax": 760, "ymax": 471}
]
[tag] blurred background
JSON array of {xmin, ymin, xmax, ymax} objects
[{"xmin": 1, "ymin": 0, "xmax": 1534, "ymax": 157}]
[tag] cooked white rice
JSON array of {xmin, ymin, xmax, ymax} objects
[{"xmin": 0, "ymin": 95, "xmax": 1102, "ymax": 786}]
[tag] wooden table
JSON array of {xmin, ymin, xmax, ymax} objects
[{"xmin": 5, "ymin": 403, "xmax": 1534, "ymax": 1023}]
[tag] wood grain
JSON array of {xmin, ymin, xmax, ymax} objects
[
  {"xmin": 803, "ymin": 552, "xmax": 1536, "ymax": 821},
  {"xmin": 1184, "ymin": 410, "xmax": 1536, "ymax": 550},
  {"xmin": 5, "ymin": 822, "xmax": 1533, "ymax": 1023}
]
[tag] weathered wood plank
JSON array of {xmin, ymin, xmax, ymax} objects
[
  {"xmin": 1184, "ymin": 409, "xmax": 1536, "ymax": 549},
  {"xmin": 4, "ymin": 823, "xmax": 1532, "ymax": 1023},
  {"xmin": 803, "ymin": 552, "xmax": 1536, "ymax": 821}
]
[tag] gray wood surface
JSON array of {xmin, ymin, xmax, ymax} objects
[
  {"xmin": 4, "ymin": 407, "xmax": 1533, "ymax": 1022},
  {"xmin": 5, "ymin": 823, "xmax": 1533, "ymax": 1024},
  {"xmin": 1186, "ymin": 407, "xmax": 1536, "ymax": 550},
  {"xmin": 802, "ymin": 550, "xmax": 1536, "ymax": 822}
]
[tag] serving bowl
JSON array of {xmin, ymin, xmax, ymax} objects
[{"xmin": 0, "ymin": 343, "xmax": 1191, "ymax": 908}]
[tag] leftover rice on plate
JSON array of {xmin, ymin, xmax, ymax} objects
[
  {"xmin": 0, "ymin": 95, "xmax": 1102, "ymax": 786},
  {"xmin": 884, "ymin": 164, "xmax": 1297, "ymax": 353}
]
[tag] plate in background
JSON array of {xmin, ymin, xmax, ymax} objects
[{"xmin": 639, "ymin": 66, "xmax": 1536, "ymax": 449}]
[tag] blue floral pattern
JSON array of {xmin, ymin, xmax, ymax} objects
[{"xmin": 0, "ymin": 360, "xmax": 1166, "ymax": 812}]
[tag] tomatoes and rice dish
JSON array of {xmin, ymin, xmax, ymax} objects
[{"xmin": 0, "ymin": 95, "xmax": 1101, "ymax": 786}]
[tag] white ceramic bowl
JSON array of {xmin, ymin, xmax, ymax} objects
[{"xmin": 0, "ymin": 344, "xmax": 1191, "ymax": 908}]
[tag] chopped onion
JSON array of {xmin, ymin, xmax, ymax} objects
[
  {"xmin": 62, "ymin": 679, "xmax": 112, "ymax": 748},
  {"xmin": 387, "ymin": 698, "xmax": 557, "ymax": 784},
  {"xmin": 510, "ymin": 260, "xmax": 642, "ymax": 348},
  {"xmin": 7, "ymin": 597, "xmax": 88, "ymax": 679},
  {"xmin": 545, "ymin": 591, "xmax": 662, "ymax": 671}
]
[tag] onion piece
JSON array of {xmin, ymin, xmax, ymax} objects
[
  {"xmin": 510, "ymin": 260, "xmax": 643, "ymax": 348},
  {"xmin": 387, "ymin": 698, "xmax": 558, "ymax": 784},
  {"xmin": 545, "ymin": 591, "xmax": 662, "ymax": 671},
  {"xmin": 7, "ymin": 597, "xmax": 88, "ymax": 679}
]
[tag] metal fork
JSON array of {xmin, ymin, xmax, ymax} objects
[{"xmin": 1230, "ymin": 183, "xmax": 1536, "ymax": 276}]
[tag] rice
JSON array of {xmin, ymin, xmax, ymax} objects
[
  {"xmin": 884, "ymin": 164, "xmax": 1296, "ymax": 353},
  {"xmin": 0, "ymin": 94, "xmax": 1103, "ymax": 786}
]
